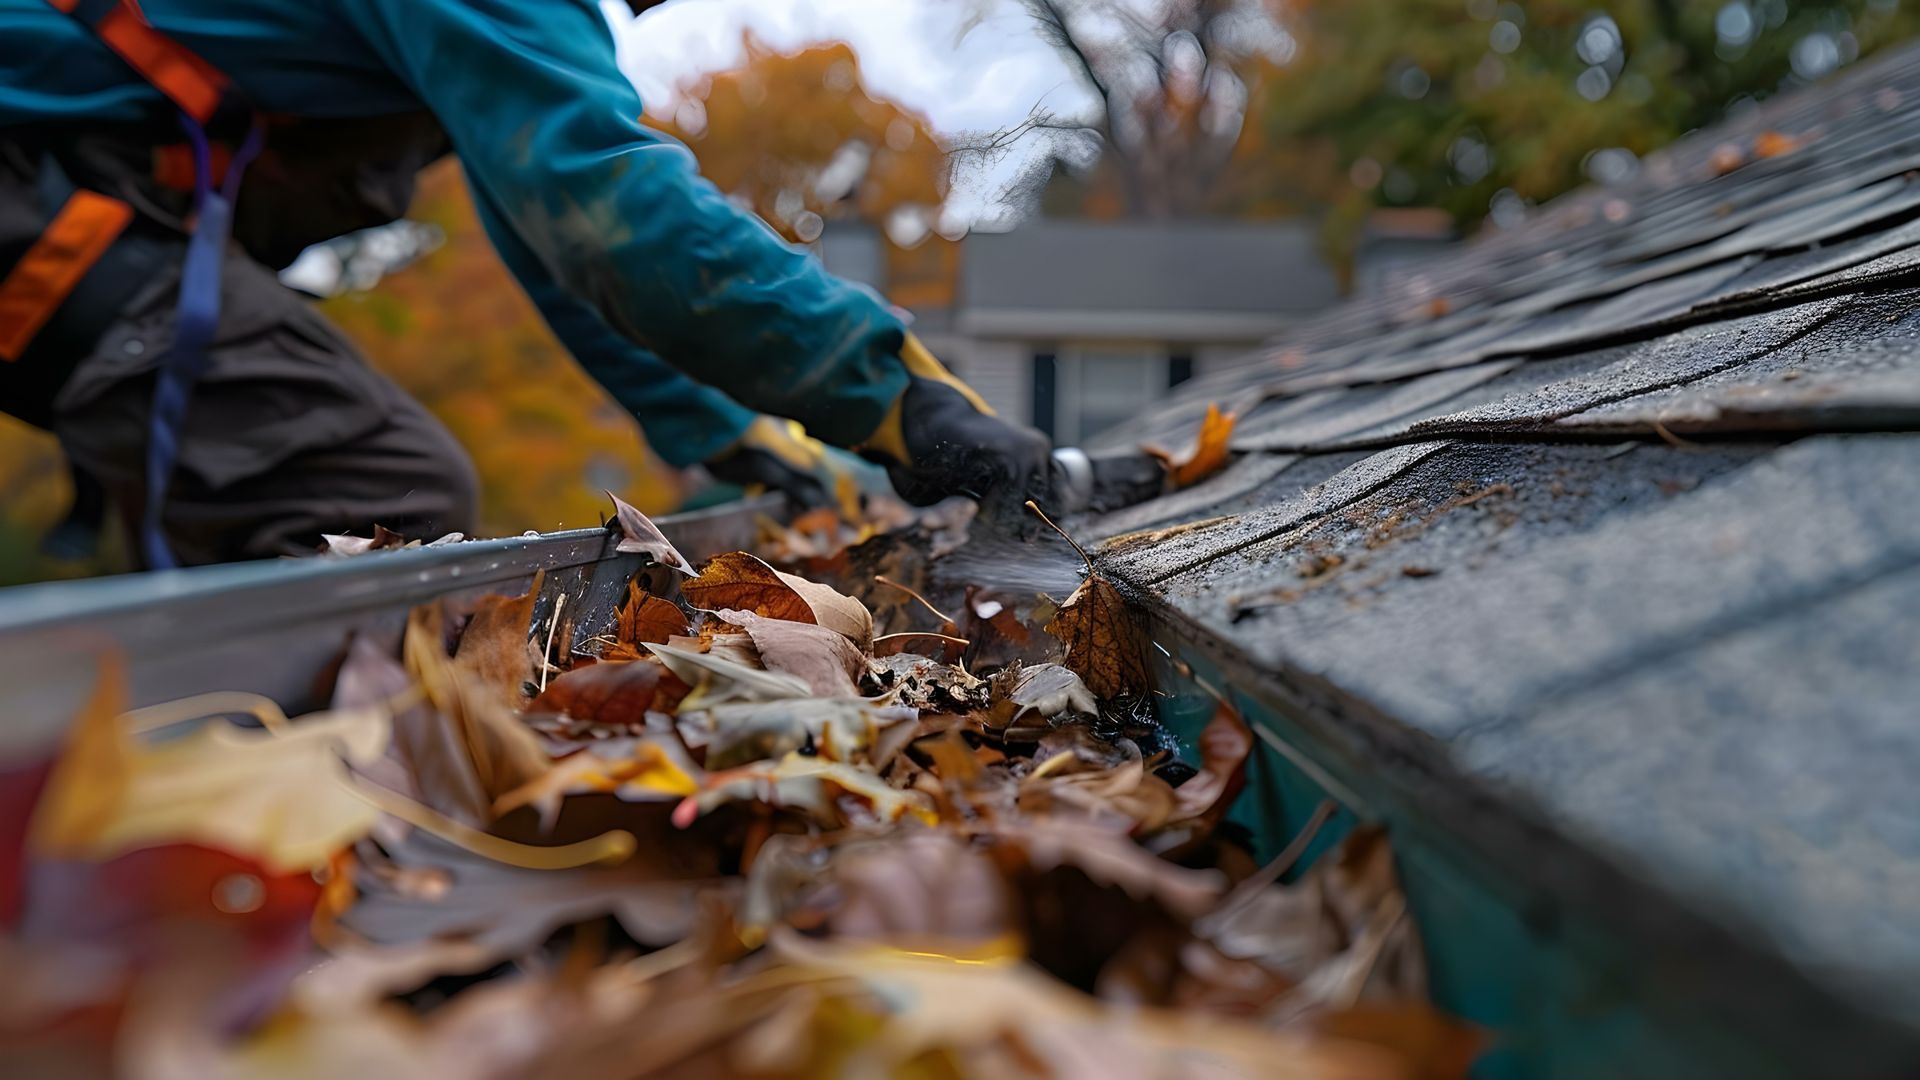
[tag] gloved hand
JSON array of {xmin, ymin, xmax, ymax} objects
[
  {"xmin": 705, "ymin": 416, "xmax": 852, "ymax": 511},
  {"xmin": 860, "ymin": 335, "xmax": 1052, "ymax": 509}
]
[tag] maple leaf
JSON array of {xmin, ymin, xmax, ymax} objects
[
  {"xmin": 1144, "ymin": 402, "xmax": 1237, "ymax": 490},
  {"xmin": 681, "ymin": 551, "xmax": 872, "ymax": 649},
  {"xmin": 614, "ymin": 579, "xmax": 691, "ymax": 649},
  {"xmin": 606, "ymin": 491, "xmax": 696, "ymax": 576}
]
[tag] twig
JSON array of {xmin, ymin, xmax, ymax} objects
[
  {"xmin": 539, "ymin": 592, "xmax": 567, "ymax": 694},
  {"xmin": 873, "ymin": 575, "xmax": 955, "ymax": 625},
  {"xmin": 1025, "ymin": 499, "xmax": 1093, "ymax": 572},
  {"xmin": 873, "ymin": 631, "xmax": 972, "ymax": 648},
  {"xmin": 347, "ymin": 778, "xmax": 636, "ymax": 870}
]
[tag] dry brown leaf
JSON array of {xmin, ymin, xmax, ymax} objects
[
  {"xmin": 607, "ymin": 491, "xmax": 695, "ymax": 576},
  {"xmin": 405, "ymin": 606, "xmax": 550, "ymax": 804},
  {"xmin": 682, "ymin": 551, "xmax": 873, "ymax": 649},
  {"xmin": 718, "ymin": 609, "xmax": 865, "ymax": 698},
  {"xmin": 1045, "ymin": 572, "xmax": 1151, "ymax": 700},
  {"xmin": 452, "ymin": 573, "xmax": 543, "ymax": 711},
  {"xmin": 1145, "ymin": 402, "xmax": 1237, "ymax": 490},
  {"xmin": 530, "ymin": 659, "xmax": 690, "ymax": 727},
  {"xmin": 616, "ymin": 579, "xmax": 690, "ymax": 649}
]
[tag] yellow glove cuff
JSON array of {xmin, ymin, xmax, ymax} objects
[
  {"xmin": 900, "ymin": 334, "xmax": 995, "ymax": 416},
  {"xmin": 741, "ymin": 416, "xmax": 828, "ymax": 473}
]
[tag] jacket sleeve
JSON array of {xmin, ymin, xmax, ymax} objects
[
  {"xmin": 470, "ymin": 185, "xmax": 756, "ymax": 469},
  {"xmin": 339, "ymin": 0, "xmax": 909, "ymax": 448}
]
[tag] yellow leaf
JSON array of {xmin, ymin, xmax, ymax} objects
[{"xmin": 31, "ymin": 667, "xmax": 390, "ymax": 874}]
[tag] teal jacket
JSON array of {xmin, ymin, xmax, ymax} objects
[{"xmin": 0, "ymin": 0, "xmax": 909, "ymax": 462}]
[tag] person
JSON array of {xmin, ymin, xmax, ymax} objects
[{"xmin": 0, "ymin": 0, "xmax": 1050, "ymax": 567}]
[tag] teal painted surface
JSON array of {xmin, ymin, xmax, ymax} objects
[{"xmin": 1150, "ymin": 642, "xmax": 1802, "ymax": 1080}]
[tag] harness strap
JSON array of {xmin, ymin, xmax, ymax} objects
[
  {"xmin": 0, "ymin": 190, "xmax": 132, "ymax": 362},
  {"xmin": 141, "ymin": 117, "xmax": 263, "ymax": 569},
  {"xmin": 42, "ymin": 0, "xmax": 261, "ymax": 568},
  {"xmin": 49, "ymin": 0, "xmax": 233, "ymax": 124}
]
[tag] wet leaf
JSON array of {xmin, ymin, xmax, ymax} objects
[
  {"xmin": 717, "ymin": 608, "xmax": 865, "ymax": 698},
  {"xmin": 1044, "ymin": 572, "xmax": 1152, "ymax": 700},
  {"xmin": 1145, "ymin": 402, "xmax": 1238, "ymax": 489},
  {"xmin": 530, "ymin": 659, "xmax": 689, "ymax": 728},
  {"xmin": 615, "ymin": 580, "xmax": 690, "ymax": 649},
  {"xmin": 682, "ymin": 551, "xmax": 872, "ymax": 649},
  {"xmin": 607, "ymin": 491, "xmax": 696, "ymax": 576}
]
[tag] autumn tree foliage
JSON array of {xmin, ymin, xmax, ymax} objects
[{"xmin": 650, "ymin": 36, "xmax": 962, "ymax": 307}]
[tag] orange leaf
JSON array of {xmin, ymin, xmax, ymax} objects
[
  {"xmin": 682, "ymin": 552, "xmax": 872, "ymax": 649},
  {"xmin": 1145, "ymin": 403, "xmax": 1237, "ymax": 490},
  {"xmin": 616, "ymin": 580, "xmax": 690, "ymax": 649}
]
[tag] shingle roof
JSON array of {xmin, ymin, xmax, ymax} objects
[{"xmin": 1086, "ymin": 42, "xmax": 1920, "ymax": 1036}]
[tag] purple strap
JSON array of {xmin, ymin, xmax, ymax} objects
[{"xmin": 140, "ymin": 115, "xmax": 264, "ymax": 569}]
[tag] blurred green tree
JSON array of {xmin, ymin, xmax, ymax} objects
[{"xmin": 1025, "ymin": 0, "xmax": 1920, "ymax": 267}]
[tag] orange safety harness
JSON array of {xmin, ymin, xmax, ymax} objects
[
  {"xmin": 3, "ymin": 0, "xmax": 261, "ymax": 567},
  {"xmin": 0, "ymin": 0, "xmax": 239, "ymax": 362}
]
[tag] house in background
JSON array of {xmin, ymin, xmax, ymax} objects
[{"xmin": 817, "ymin": 219, "xmax": 1349, "ymax": 444}]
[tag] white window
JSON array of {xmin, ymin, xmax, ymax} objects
[{"xmin": 1052, "ymin": 347, "xmax": 1168, "ymax": 445}]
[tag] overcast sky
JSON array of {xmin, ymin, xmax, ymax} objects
[
  {"xmin": 603, "ymin": 0, "xmax": 1097, "ymax": 224},
  {"xmin": 610, "ymin": 0, "xmax": 1089, "ymax": 132}
]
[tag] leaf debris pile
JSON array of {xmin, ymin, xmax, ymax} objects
[{"xmin": 9, "ymin": 503, "xmax": 1474, "ymax": 1078}]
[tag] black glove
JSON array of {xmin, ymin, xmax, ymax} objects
[{"xmin": 864, "ymin": 376, "xmax": 1053, "ymax": 510}]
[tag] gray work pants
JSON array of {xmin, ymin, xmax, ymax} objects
[{"xmin": 44, "ymin": 248, "xmax": 479, "ymax": 566}]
